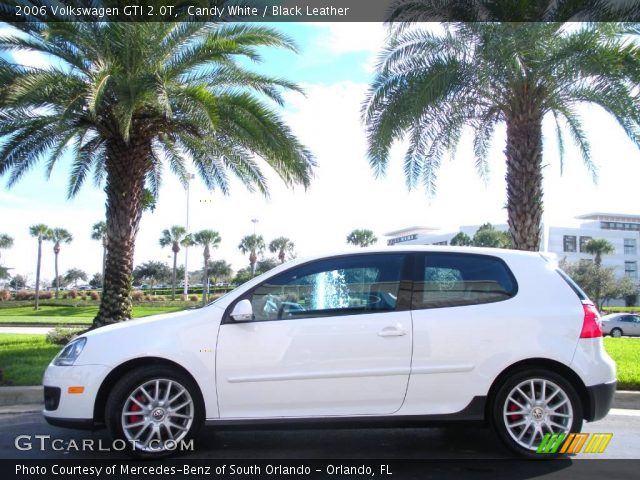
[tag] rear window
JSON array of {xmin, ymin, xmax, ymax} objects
[{"xmin": 412, "ymin": 253, "xmax": 517, "ymax": 309}]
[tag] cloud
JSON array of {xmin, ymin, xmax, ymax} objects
[{"xmin": 307, "ymin": 22, "xmax": 389, "ymax": 54}]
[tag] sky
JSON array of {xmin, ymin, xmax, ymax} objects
[{"xmin": 2, "ymin": 22, "xmax": 640, "ymax": 286}]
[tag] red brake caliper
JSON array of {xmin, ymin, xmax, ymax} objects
[
  {"xmin": 128, "ymin": 394, "xmax": 145, "ymax": 424},
  {"xmin": 508, "ymin": 402, "xmax": 521, "ymax": 422}
]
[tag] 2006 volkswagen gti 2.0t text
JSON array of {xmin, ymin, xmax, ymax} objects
[{"xmin": 42, "ymin": 246, "xmax": 616, "ymax": 458}]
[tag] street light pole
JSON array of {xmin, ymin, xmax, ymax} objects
[
  {"xmin": 251, "ymin": 218, "xmax": 259, "ymax": 235},
  {"xmin": 183, "ymin": 173, "xmax": 195, "ymax": 296}
]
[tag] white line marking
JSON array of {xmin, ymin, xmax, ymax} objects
[{"xmin": 609, "ymin": 408, "xmax": 640, "ymax": 417}]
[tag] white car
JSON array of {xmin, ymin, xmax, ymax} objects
[{"xmin": 43, "ymin": 247, "xmax": 616, "ymax": 458}]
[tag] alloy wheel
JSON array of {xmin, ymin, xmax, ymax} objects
[
  {"xmin": 502, "ymin": 378, "xmax": 573, "ymax": 451},
  {"xmin": 121, "ymin": 378, "xmax": 194, "ymax": 452}
]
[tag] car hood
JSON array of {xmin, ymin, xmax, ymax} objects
[{"xmin": 81, "ymin": 305, "xmax": 223, "ymax": 339}]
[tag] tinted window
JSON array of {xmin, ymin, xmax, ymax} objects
[
  {"xmin": 412, "ymin": 253, "xmax": 517, "ymax": 309},
  {"xmin": 247, "ymin": 254, "xmax": 405, "ymax": 321}
]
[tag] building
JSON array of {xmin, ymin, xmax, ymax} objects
[{"xmin": 385, "ymin": 212, "xmax": 640, "ymax": 283}]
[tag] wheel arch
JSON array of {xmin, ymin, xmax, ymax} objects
[
  {"xmin": 93, "ymin": 357, "xmax": 205, "ymax": 424},
  {"xmin": 485, "ymin": 358, "xmax": 590, "ymax": 423}
]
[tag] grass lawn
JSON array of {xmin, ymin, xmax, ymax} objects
[
  {"xmin": 604, "ymin": 337, "xmax": 640, "ymax": 391},
  {"xmin": 0, "ymin": 334, "xmax": 60, "ymax": 386},
  {"xmin": 0, "ymin": 305, "xmax": 188, "ymax": 325}
]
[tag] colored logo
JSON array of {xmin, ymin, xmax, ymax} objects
[{"xmin": 536, "ymin": 433, "xmax": 612, "ymax": 454}]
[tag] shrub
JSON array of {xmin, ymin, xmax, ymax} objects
[
  {"xmin": 189, "ymin": 295, "xmax": 198, "ymax": 302},
  {"xmin": 131, "ymin": 290, "xmax": 144, "ymax": 302},
  {"xmin": 181, "ymin": 294, "xmax": 189, "ymax": 301},
  {"xmin": 90, "ymin": 291, "xmax": 100, "ymax": 301},
  {"xmin": 46, "ymin": 327, "xmax": 84, "ymax": 345},
  {"xmin": 15, "ymin": 291, "xmax": 34, "ymax": 301},
  {"xmin": 39, "ymin": 291, "xmax": 53, "ymax": 300},
  {"xmin": 0, "ymin": 290, "xmax": 11, "ymax": 301},
  {"xmin": 62, "ymin": 292, "xmax": 69, "ymax": 299},
  {"xmin": 68, "ymin": 290, "xmax": 78, "ymax": 299},
  {"xmin": 144, "ymin": 294, "xmax": 152, "ymax": 302}
]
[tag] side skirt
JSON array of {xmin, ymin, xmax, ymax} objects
[{"xmin": 204, "ymin": 396, "xmax": 486, "ymax": 430}]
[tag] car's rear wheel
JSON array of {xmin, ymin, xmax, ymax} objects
[
  {"xmin": 611, "ymin": 328, "xmax": 623, "ymax": 338},
  {"xmin": 492, "ymin": 369, "xmax": 583, "ymax": 458},
  {"xmin": 105, "ymin": 365, "xmax": 204, "ymax": 458}
]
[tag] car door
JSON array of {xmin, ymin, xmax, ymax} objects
[
  {"xmin": 630, "ymin": 315, "xmax": 640, "ymax": 335},
  {"xmin": 404, "ymin": 252, "xmax": 520, "ymax": 415},
  {"xmin": 215, "ymin": 253, "xmax": 412, "ymax": 418}
]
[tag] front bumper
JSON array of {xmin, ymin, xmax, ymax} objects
[
  {"xmin": 585, "ymin": 381, "xmax": 616, "ymax": 422},
  {"xmin": 42, "ymin": 363, "xmax": 110, "ymax": 426}
]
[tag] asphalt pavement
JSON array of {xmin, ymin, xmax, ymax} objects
[{"xmin": 0, "ymin": 409, "xmax": 638, "ymax": 460}]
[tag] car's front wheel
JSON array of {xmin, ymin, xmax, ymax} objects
[
  {"xmin": 492, "ymin": 369, "xmax": 583, "ymax": 458},
  {"xmin": 105, "ymin": 365, "xmax": 204, "ymax": 458}
]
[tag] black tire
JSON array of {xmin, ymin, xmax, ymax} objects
[
  {"xmin": 611, "ymin": 328, "xmax": 623, "ymax": 338},
  {"xmin": 491, "ymin": 369, "xmax": 583, "ymax": 459},
  {"xmin": 105, "ymin": 365, "xmax": 204, "ymax": 458}
]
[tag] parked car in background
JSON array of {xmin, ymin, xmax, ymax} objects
[
  {"xmin": 601, "ymin": 313, "xmax": 640, "ymax": 337},
  {"xmin": 43, "ymin": 247, "xmax": 615, "ymax": 458}
]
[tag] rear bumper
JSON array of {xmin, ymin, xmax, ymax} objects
[{"xmin": 585, "ymin": 381, "xmax": 616, "ymax": 422}]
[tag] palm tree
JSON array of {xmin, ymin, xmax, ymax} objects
[
  {"xmin": 191, "ymin": 230, "xmax": 221, "ymax": 305},
  {"xmin": 29, "ymin": 224, "xmax": 50, "ymax": 310},
  {"xmin": 239, "ymin": 235, "xmax": 266, "ymax": 276},
  {"xmin": 346, "ymin": 229, "xmax": 378, "ymax": 248},
  {"xmin": 0, "ymin": 233, "xmax": 13, "ymax": 262},
  {"xmin": 584, "ymin": 239, "xmax": 615, "ymax": 266},
  {"xmin": 1, "ymin": 18, "xmax": 315, "ymax": 327},
  {"xmin": 91, "ymin": 221, "xmax": 107, "ymax": 289},
  {"xmin": 48, "ymin": 228, "xmax": 73, "ymax": 298},
  {"xmin": 269, "ymin": 237, "xmax": 295, "ymax": 263},
  {"xmin": 364, "ymin": 21, "xmax": 640, "ymax": 251},
  {"xmin": 159, "ymin": 226, "xmax": 188, "ymax": 301}
]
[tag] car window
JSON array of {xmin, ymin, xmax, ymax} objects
[
  {"xmin": 413, "ymin": 253, "xmax": 517, "ymax": 309},
  {"xmin": 247, "ymin": 254, "xmax": 405, "ymax": 321}
]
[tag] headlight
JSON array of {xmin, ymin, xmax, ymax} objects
[{"xmin": 53, "ymin": 337, "xmax": 87, "ymax": 366}]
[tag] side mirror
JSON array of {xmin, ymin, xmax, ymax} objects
[{"xmin": 230, "ymin": 299, "xmax": 253, "ymax": 321}]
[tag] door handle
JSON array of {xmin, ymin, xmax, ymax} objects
[{"xmin": 378, "ymin": 326, "xmax": 407, "ymax": 337}]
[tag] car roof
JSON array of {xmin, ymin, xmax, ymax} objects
[{"xmin": 293, "ymin": 245, "xmax": 543, "ymax": 262}]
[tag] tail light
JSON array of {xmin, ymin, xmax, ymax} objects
[{"xmin": 580, "ymin": 302, "xmax": 603, "ymax": 338}]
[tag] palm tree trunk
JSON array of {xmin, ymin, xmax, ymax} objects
[
  {"xmin": 93, "ymin": 137, "xmax": 150, "ymax": 327},
  {"xmin": 171, "ymin": 251, "xmax": 177, "ymax": 301},
  {"xmin": 203, "ymin": 255, "xmax": 209, "ymax": 305},
  {"xmin": 101, "ymin": 240, "xmax": 107, "ymax": 289},
  {"xmin": 54, "ymin": 250, "xmax": 59, "ymax": 299},
  {"xmin": 505, "ymin": 101, "xmax": 544, "ymax": 251},
  {"xmin": 34, "ymin": 238, "xmax": 42, "ymax": 311},
  {"xmin": 250, "ymin": 251, "xmax": 257, "ymax": 276}
]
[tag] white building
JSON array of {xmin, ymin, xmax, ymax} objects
[{"xmin": 385, "ymin": 212, "xmax": 640, "ymax": 284}]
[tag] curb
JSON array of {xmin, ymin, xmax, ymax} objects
[
  {"xmin": 1, "ymin": 386, "xmax": 639, "ymax": 411},
  {"xmin": 613, "ymin": 390, "xmax": 640, "ymax": 410},
  {"xmin": 0, "ymin": 386, "xmax": 43, "ymax": 406}
]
